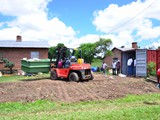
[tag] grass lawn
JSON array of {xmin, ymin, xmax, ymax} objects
[
  {"xmin": 0, "ymin": 93, "xmax": 160, "ymax": 120},
  {"xmin": 91, "ymin": 59, "xmax": 102, "ymax": 67},
  {"xmin": 0, "ymin": 73, "xmax": 50, "ymax": 83}
]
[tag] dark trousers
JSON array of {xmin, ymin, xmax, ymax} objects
[
  {"xmin": 117, "ymin": 68, "xmax": 120, "ymax": 75},
  {"xmin": 133, "ymin": 67, "xmax": 136, "ymax": 76},
  {"xmin": 103, "ymin": 69, "xmax": 106, "ymax": 74},
  {"xmin": 128, "ymin": 66, "xmax": 132, "ymax": 76},
  {"xmin": 112, "ymin": 68, "xmax": 116, "ymax": 75}
]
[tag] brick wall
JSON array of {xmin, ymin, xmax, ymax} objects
[
  {"xmin": 104, "ymin": 49, "xmax": 122, "ymax": 67},
  {"xmin": 112, "ymin": 49, "xmax": 122, "ymax": 61},
  {"xmin": 0, "ymin": 48, "xmax": 48, "ymax": 69},
  {"xmin": 104, "ymin": 56, "xmax": 113, "ymax": 67}
]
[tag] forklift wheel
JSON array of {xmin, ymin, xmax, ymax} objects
[
  {"xmin": 69, "ymin": 72, "xmax": 79, "ymax": 82},
  {"xmin": 50, "ymin": 70, "xmax": 57, "ymax": 80}
]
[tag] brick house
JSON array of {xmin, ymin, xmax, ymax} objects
[{"xmin": 0, "ymin": 36, "xmax": 50, "ymax": 69}]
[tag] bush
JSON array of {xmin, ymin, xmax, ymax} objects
[
  {"xmin": 3, "ymin": 58, "xmax": 15, "ymax": 74},
  {"xmin": 147, "ymin": 62, "xmax": 156, "ymax": 76}
]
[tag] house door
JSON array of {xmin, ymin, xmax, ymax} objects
[
  {"xmin": 136, "ymin": 49, "xmax": 147, "ymax": 77},
  {"xmin": 121, "ymin": 51, "xmax": 135, "ymax": 75}
]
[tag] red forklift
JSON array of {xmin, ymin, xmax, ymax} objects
[{"xmin": 50, "ymin": 47, "xmax": 94, "ymax": 82}]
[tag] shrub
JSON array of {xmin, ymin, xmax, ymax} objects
[
  {"xmin": 3, "ymin": 58, "xmax": 15, "ymax": 74},
  {"xmin": 147, "ymin": 62, "xmax": 156, "ymax": 76}
]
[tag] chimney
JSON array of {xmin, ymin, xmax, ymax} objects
[
  {"xmin": 16, "ymin": 35, "xmax": 22, "ymax": 42},
  {"xmin": 132, "ymin": 42, "xmax": 137, "ymax": 49}
]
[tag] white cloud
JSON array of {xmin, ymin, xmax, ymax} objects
[
  {"xmin": 93, "ymin": 1, "xmax": 142, "ymax": 33},
  {"xmin": 66, "ymin": 32, "xmax": 134, "ymax": 49},
  {"xmin": 0, "ymin": 22, "xmax": 5, "ymax": 27},
  {"xmin": 149, "ymin": 38, "xmax": 160, "ymax": 49},
  {"xmin": 65, "ymin": 34, "xmax": 100, "ymax": 48},
  {"xmin": 93, "ymin": 0, "xmax": 160, "ymax": 47},
  {"xmin": 0, "ymin": 27, "xmax": 21, "ymax": 40},
  {"xmin": 0, "ymin": 0, "xmax": 50, "ymax": 16},
  {"xmin": 0, "ymin": 0, "xmax": 76, "ymax": 47},
  {"xmin": 137, "ymin": 26, "xmax": 160, "ymax": 40},
  {"xmin": 99, "ymin": 31, "xmax": 134, "ymax": 48}
]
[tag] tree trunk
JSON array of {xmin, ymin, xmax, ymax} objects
[{"xmin": 9, "ymin": 67, "xmax": 13, "ymax": 74}]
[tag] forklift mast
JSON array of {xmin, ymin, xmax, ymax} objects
[{"xmin": 54, "ymin": 46, "xmax": 82, "ymax": 68}]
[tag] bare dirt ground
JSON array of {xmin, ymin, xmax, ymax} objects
[{"xmin": 0, "ymin": 73, "xmax": 160, "ymax": 103}]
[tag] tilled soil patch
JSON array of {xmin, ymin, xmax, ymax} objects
[{"xmin": 0, "ymin": 74, "xmax": 159, "ymax": 103}]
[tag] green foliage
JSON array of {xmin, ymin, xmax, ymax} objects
[
  {"xmin": 77, "ymin": 38, "xmax": 112, "ymax": 64},
  {"xmin": 95, "ymin": 38, "xmax": 112, "ymax": 58},
  {"xmin": 48, "ymin": 43, "xmax": 65, "ymax": 59},
  {"xmin": 147, "ymin": 62, "xmax": 156, "ymax": 76},
  {"xmin": 105, "ymin": 50, "xmax": 113, "ymax": 57},
  {"xmin": 48, "ymin": 46, "xmax": 56, "ymax": 59},
  {"xmin": 3, "ymin": 58, "xmax": 15, "ymax": 74},
  {"xmin": 77, "ymin": 43, "xmax": 96, "ymax": 64},
  {"xmin": 0, "ymin": 94, "xmax": 160, "ymax": 119},
  {"xmin": 57, "ymin": 43, "xmax": 65, "ymax": 48}
]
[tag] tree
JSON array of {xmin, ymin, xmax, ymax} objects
[
  {"xmin": 148, "ymin": 45, "xmax": 156, "ymax": 50},
  {"xmin": 95, "ymin": 38, "xmax": 112, "ymax": 59},
  {"xmin": 48, "ymin": 43, "xmax": 65, "ymax": 59},
  {"xmin": 77, "ymin": 43, "xmax": 96, "ymax": 64},
  {"xmin": 48, "ymin": 46, "xmax": 56, "ymax": 59},
  {"xmin": 3, "ymin": 58, "xmax": 15, "ymax": 74},
  {"xmin": 105, "ymin": 50, "xmax": 113, "ymax": 57},
  {"xmin": 57, "ymin": 43, "xmax": 65, "ymax": 48}
]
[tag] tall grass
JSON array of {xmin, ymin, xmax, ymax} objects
[{"xmin": 0, "ymin": 93, "xmax": 160, "ymax": 120}]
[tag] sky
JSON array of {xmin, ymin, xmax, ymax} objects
[{"xmin": 0, "ymin": 0, "xmax": 160, "ymax": 49}]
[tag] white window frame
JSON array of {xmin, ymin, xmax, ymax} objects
[{"xmin": 31, "ymin": 52, "xmax": 39, "ymax": 59}]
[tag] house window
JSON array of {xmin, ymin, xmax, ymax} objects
[
  {"xmin": 113, "ymin": 57, "xmax": 118, "ymax": 62},
  {"xmin": 31, "ymin": 52, "xmax": 39, "ymax": 59},
  {"xmin": 0, "ymin": 52, "xmax": 3, "ymax": 61}
]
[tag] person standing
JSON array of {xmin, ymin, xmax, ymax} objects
[
  {"xmin": 101, "ymin": 61, "xmax": 107, "ymax": 75},
  {"xmin": 116, "ymin": 60, "xmax": 121, "ymax": 75},
  {"xmin": 127, "ymin": 57, "xmax": 133, "ymax": 77},
  {"xmin": 133, "ymin": 58, "xmax": 136, "ymax": 76},
  {"xmin": 112, "ymin": 61, "xmax": 117, "ymax": 75}
]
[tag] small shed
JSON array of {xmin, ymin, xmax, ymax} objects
[
  {"xmin": 104, "ymin": 42, "xmax": 138, "ymax": 69},
  {"xmin": 107, "ymin": 42, "xmax": 156, "ymax": 77},
  {"xmin": 117, "ymin": 48, "xmax": 148, "ymax": 77}
]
